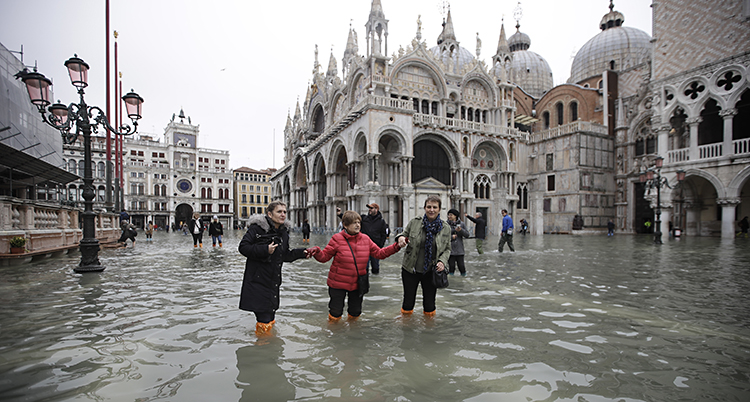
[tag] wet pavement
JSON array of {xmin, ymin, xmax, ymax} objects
[{"xmin": 1, "ymin": 230, "xmax": 749, "ymax": 401}]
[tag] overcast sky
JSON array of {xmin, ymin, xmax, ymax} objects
[{"xmin": 1, "ymin": 0, "xmax": 651, "ymax": 170}]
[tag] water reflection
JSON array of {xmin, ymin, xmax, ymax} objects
[{"xmin": 0, "ymin": 230, "xmax": 749, "ymax": 401}]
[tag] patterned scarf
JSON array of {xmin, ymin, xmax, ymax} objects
[{"xmin": 422, "ymin": 214, "xmax": 443, "ymax": 272}]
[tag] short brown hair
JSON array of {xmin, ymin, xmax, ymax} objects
[
  {"xmin": 266, "ymin": 201, "xmax": 286, "ymax": 215},
  {"xmin": 341, "ymin": 210, "xmax": 361, "ymax": 226},
  {"xmin": 424, "ymin": 195, "xmax": 441, "ymax": 209}
]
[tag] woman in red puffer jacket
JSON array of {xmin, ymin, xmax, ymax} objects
[{"xmin": 308, "ymin": 210, "xmax": 402, "ymax": 322}]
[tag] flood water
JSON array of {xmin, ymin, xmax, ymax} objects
[{"xmin": 1, "ymin": 229, "xmax": 749, "ymax": 401}]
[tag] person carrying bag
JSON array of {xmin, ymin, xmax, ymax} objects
[{"xmin": 307, "ymin": 210, "xmax": 402, "ymax": 322}]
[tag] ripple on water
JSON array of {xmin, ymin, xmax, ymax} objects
[{"xmin": 1, "ymin": 232, "xmax": 750, "ymax": 401}]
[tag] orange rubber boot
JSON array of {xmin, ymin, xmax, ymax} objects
[
  {"xmin": 255, "ymin": 320, "xmax": 275, "ymax": 336},
  {"xmin": 328, "ymin": 313, "xmax": 342, "ymax": 323}
]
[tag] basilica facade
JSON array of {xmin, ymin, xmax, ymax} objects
[{"xmin": 270, "ymin": 0, "xmax": 750, "ymax": 238}]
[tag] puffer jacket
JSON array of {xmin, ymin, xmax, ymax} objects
[
  {"xmin": 313, "ymin": 230, "xmax": 401, "ymax": 291},
  {"xmin": 238, "ymin": 214, "xmax": 306, "ymax": 312},
  {"xmin": 395, "ymin": 216, "xmax": 451, "ymax": 274}
]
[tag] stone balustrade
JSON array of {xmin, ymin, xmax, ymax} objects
[{"xmin": 0, "ymin": 196, "xmax": 120, "ymax": 254}]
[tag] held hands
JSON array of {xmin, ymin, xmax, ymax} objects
[
  {"xmin": 397, "ymin": 236, "xmax": 409, "ymax": 248},
  {"xmin": 304, "ymin": 246, "xmax": 320, "ymax": 258}
]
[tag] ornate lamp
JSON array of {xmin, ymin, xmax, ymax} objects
[{"xmin": 17, "ymin": 56, "xmax": 143, "ymax": 273}]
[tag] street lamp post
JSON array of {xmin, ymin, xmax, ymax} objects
[
  {"xmin": 16, "ymin": 55, "xmax": 143, "ymax": 273},
  {"xmin": 639, "ymin": 157, "xmax": 685, "ymax": 244}
]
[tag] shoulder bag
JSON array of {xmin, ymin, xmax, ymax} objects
[
  {"xmin": 432, "ymin": 264, "xmax": 449, "ymax": 288},
  {"xmin": 345, "ymin": 238, "xmax": 369, "ymax": 296}
]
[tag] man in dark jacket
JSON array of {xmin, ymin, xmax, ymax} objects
[
  {"xmin": 465, "ymin": 212, "xmax": 487, "ymax": 254},
  {"xmin": 208, "ymin": 215, "xmax": 224, "ymax": 247},
  {"xmin": 238, "ymin": 201, "xmax": 310, "ymax": 336},
  {"xmin": 361, "ymin": 203, "xmax": 389, "ymax": 274}
]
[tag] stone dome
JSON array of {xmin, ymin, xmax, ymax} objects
[
  {"xmin": 568, "ymin": 8, "xmax": 651, "ymax": 84},
  {"xmin": 510, "ymin": 50, "xmax": 554, "ymax": 98},
  {"xmin": 508, "ymin": 30, "xmax": 531, "ymax": 52},
  {"xmin": 503, "ymin": 25, "xmax": 554, "ymax": 98},
  {"xmin": 430, "ymin": 45, "xmax": 476, "ymax": 74}
]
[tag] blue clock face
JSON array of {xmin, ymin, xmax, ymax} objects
[{"xmin": 177, "ymin": 179, "xmax": 193, "ymax": 193}]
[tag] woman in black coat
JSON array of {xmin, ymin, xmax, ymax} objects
[{"xmin": 238, "ymin": 202, "xmax": 309, "ymax": 336}]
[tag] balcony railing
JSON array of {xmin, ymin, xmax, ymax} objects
[
  {"xmin": 413, "ymin": 113, "xmax": 526, "ymax": 139},
  {"xmin": 666, "ymin": 138, "xmax": 750, "ymax": 164},
  {"xmin": 735, "ymin": 138, "xmax": 750, "ymax": 155},
  {"xmin": 530, "ymin": 121, "xmax": 608, "ymax": 142},
  {"xmin": 0, "ymin": 196, "xmax": 120, "ymax": 255},
  {"xmin": 667, "ymin": 148, "xmax": 689, "ymax": 163},
  {"xmin": 698, "ymin": 143, "xmax": 722, "ymax": 159}
]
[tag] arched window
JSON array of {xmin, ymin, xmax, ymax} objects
[
  {"xmin": 207, "ymin": 188, "xmax": 212, "ymax": 199},
  {"xmin": 570, "ymin": 101, "xmax": 578, "ymax": 122},
  {"xmin": 154, "ymin": 184, "xmax": 160, "ymax": 195},
  {"xmin": 413, "ymin": 140, "xmax": 451, "ymax": 185},
  {"xmin": 516, "ymin": 183, "xmax": 528, "ymax": 209},
  {"xmin": 161, "ymin": 184, "xmax": 167, "ymax": 196},
  {"xmin": 698, "ymin": 99, "xmax": 723, "ymax": 145},
  {"xmin": 635, "ymin": 126, "xmax": 656, "ymax": 156},
  {"xmin": 201, "ymin": 187, "xmax": 207, "ymax": 198},
  {"xmin": 138, "ymin": 184, "xmax": 145, "ymax": 195},
  {"xmin": 543, "ymin": 111, "xmax": 550, "ymax": 129},
  {"xmin": 473, "ymin": 175, "xmax": 491, "ymax": 199},
  {"xmin": 733, "ymin": 90, "xmax": 750, "ymax": 140},
  {"xmin": 97, "ymin": 162, "xmax": 105, "ymax": 178},
  {"xmin": 68, "ymin": 160, "xmax": 76, "ymax": 173},
  {"xmin": 78, "ymin": 160, "xmax": 85, "ymax": 177},
  {"xmin": 312, "ymin": 106, "xmax": 325, "ymax": 133},
  {"xmin": 475, "ymin": 109, "xmax": 481, "ymax": 122},
  {"xmin": 431, "ymin": 101, "xmax": 438, "ymax": 116},
  {"xmin": 421, "ymin": 100, "xmax": 429, "ymax": 114},
  {"xmin": 556, "ymin": 103, "xmax": 564, "ymax": 125},
  {"xmin": 97, "ymin": 186, "xmax": 105, "ymax": 202}
]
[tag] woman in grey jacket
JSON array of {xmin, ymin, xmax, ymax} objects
[{"xmin": 447, "ymin": 208, "xmax": 470, "ymax": 276}]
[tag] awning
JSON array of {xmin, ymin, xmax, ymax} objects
[
  {"xmin": 0, "ymin": 142, "xmax": 79, "ymax": 185},
  {"xmin": 515, "ymin": 114, "xmax": 539, "ymax": 125}
]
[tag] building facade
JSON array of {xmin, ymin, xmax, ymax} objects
[
  {"xmin": 121, "ymin": 110, "xmax": 233, "ymax": 230},
  {"xmin": 232, "ymin": 167, "xmax": 275, "ymax": 228},
  {"xmin": 270, "ymin": 0, "xmax": 750, "ymax": 238}
]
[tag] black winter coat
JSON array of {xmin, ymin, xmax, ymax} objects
[
  {"xmin": 466, "ymin": 215, "xmax": 487, "ymax": 239},
  {"xmin": 209, "ymin": 221, "xmax": 223, "ymax": 236},
  {"xmin": 361, "ymin": 211, "xmax": 388, "ymax": 247},
  {"xmin": 238, "ymin": 214, "xmax": 306, "ymax": 313}
]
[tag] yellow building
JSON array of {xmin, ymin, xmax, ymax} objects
[{"xmin": 233, "ymin": 167, "xmax": 275, "ymax": 227}]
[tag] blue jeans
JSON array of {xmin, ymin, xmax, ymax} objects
[{"xmin": 212, "ymin": 235, "xmax": 222, "ymax": 245}]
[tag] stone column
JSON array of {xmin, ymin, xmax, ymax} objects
[
  {"xmin": 718, "ymin": 198, "xmax": 740, "ymax": 239},
  {"xmin": 388, "ymin": 196, "xmax": 396, "ymax": 233},
  {"xmin": 656, "ymin": 124, "xmax": 670, "ymax": 161},
  {"xmin": 660, "ymin": 208, "xmax": 672, "ymax": 239},
  {"xmin": 720, "ymin": 109, "xmax": 737, "ymax": 157},
  {"xmin": 687, "ymin": 117, "xmax": 701, "ymax": 160},
  {"xmin": 684, "ymin": 201, "xmax": 701, "ymax": 237}
]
